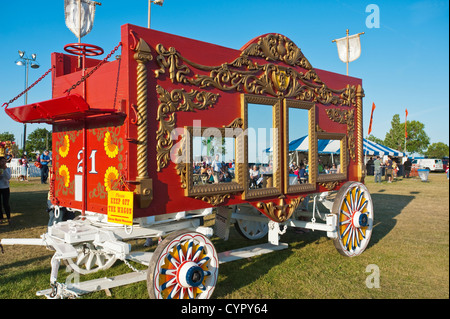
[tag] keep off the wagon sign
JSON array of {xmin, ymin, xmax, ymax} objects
[{"xmin": 107, "ymin": 190, "xmax": 134, "ymax": 226}]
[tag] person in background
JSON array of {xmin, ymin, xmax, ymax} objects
[
  {"xmin": 40, "ymin": 150, "xmax": 51, "ymax": 184},
  {"xmin": 403, "ymin": 157, "xmax": 412, "ymax": 178},
  {"xmin": 19, "ymin": 154, "xmax": 29, "ymax": 182},
  {"xmin": 0, "ymin": 156, "xmax": 12, "ymax": 225},
  {"xmin": 297, "ymin": 164, "xmax": 308, "ymax": 184},
  {"xmin": 386, "ymin": 156, "xmax": 393, "ymax": 183},
  {"xmin": 211, "ymin": 154, "xmax": 222, "ymax": 184},
  {"xmin": 373, "ymin": 156, "xmax": 382, "ymax": 183},
  {"xmin": 249, "ymin": 165, "xmax": 261, "ymax": 188}
]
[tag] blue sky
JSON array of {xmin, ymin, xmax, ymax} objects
[{"xmin": 1, "ymin": 0, "xmax": 448, "ymax": 152}]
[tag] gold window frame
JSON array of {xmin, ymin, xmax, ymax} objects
[
  {"xmin": 283, "ymin": 99, "xmax": 317, "ymax": 194},
  {"xmin": 241, "ymin": 94, "xmax": 283, "ymax": 200},
  {"xmin": 184, "ymin": 126, "xmax": 244, "ymax": 197},
  {"xmin": 316, "ymin": 132, "xmax": 348, "ymax": 183}
]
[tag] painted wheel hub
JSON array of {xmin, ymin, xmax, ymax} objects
[
  {"xmin": 352, "ymin": 211, "xmax": 368, "ymax": 228},
  {"xmin": 177, "ymin": 261, "xmax": 205, "ymax": 288}
]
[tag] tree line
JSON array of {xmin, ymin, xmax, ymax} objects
[
  {"xmin": 367, "ymin": 114, "xmax": 449, "ymax": 158},
  {"xmin": 0, "ymin": 128, "xmax": 52, "ymax": 158}
]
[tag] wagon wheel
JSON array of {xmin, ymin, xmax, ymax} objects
[
  {"xmin": 332, "ymin": 181, "xmax": 374, "ymax": 257},
  {"xmin": 235, "ymin": 204, "xmax": 269, "ymax": 240},
  {"xmin": 65, "ymin": 242, "xmax": 117, "ymax": 275},
  {"xmin": 147, "ymin": 230, "xmax": 219, "ymax": 299}
]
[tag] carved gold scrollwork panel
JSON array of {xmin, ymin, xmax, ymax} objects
[
  {"xmin": 257, "ymin": 195, "xmax": 304, "ymax": 222},
  {"xmin": 325, "ymin": 108, "xmax": 356, "ymax": 162},
  {"xmin": 154, "ymin": 34, "xmax": 357, "ymax": 107},
  {"xmin": 155, "ymin": 85, "xmax": 219, "ymax": 172}
]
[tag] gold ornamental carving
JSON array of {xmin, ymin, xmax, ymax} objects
[
  {"xmin": 223, "ymin": 117, "xmax": 244, "ymax": 129},
  {"xmin": 356, "ymin": 85, "xmax": 365, "ymax": 181},
  {"xmin": 319, "ymin": 181, "xmax": 340, "ymax": 191},
  {"xmin": 133, "ymin": 38, "xmax": 153, "ymax": 208},
  {"xmin": 240, "ymin": 34, "xmax": 313, "ymax": 70},
  {"xmin": 175, "ymin": 162, "xmax": 187, "ymax": 189},
  {"xmin": 257, "ymin": 196, "xmax": 304, "ymax": 223},
  {"xmin": 325, "ymin": 108, "xmax": 356, "ymax": 161},
  {"xmin": 154, "ymin": 38, "xmax": 356, "ymax": 106},
  {"xmin": 155, "ymin": 85, "xmax": 219, "ymax": 172},
  {"xmin": 195, "ymin": 194, "xmax": 231, "ymax": 206}
]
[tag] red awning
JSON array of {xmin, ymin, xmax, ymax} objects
[{"xmin": 5, "ymin": 94, "xmax": 118, "ymax": 124}]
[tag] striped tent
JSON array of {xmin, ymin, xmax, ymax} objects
[
  {"xmin": 266, "ymin": 136, "xmax": 405, "ymax": 157},
  {"xmin": 265, "ymin": 136, "xmax": 341, "ymax": 154},
  {"xmin": 363, "ymin": 138, "xmax": 405, "ymax": 157},
  {"xmin": 289, "ymin": 136, "xmax": 341, "ymax": 154}
]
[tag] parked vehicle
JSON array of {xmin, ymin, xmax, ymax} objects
[{"xmin": 411, "ymin": 158, "xmax": 444, "ymax": 172}]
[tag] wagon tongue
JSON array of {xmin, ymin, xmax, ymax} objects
[{"xmin": 4, "ymin": 93, "xmax": 116, "ymax": 124}]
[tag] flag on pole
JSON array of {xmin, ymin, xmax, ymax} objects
[
  {"xmin": 405, "ymin": 108, "xmax": 408, "ymax": 139},
  {"xmin": 332, "ymin": 29, "xmax": 364, "ymax": 75},
  {"xmin": 65, "ymin": 0, "xmax": 99, "ymax": 41},
  {"xmin": 368, "ymin": 102, "xmax": 376, "ymax": 135}
]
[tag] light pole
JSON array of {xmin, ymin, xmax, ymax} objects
[
  {"xmin": 148, "ymin": 0, "xmax": 164, "ymax": 29},
  {"xmin": 15, "ymin": 50, "xmax": 40, "ymax": 155}
]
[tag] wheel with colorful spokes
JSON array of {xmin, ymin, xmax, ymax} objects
[
  {"xmin": 332, "ymin": 181, "xmax": 373, "ymax": 257},
  {"xmin": 147, "ymin": 230, "xmax": 219, "ymax": 299}
]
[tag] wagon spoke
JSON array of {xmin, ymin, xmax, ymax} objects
[
  {"xmin": 177, "ymin": 243, "xmax": 184, "ymax": 263},
  {"xmin": 359, "ymin": 199, "xmax": 368, "ymax": 212},
  {"xmin": 160, "ymin": 276, "xmax": 177, "ymax": 291},
  {"xmin": 197, "ymin": 256, "xmax": 210, "ymax": 266},
  {"xmin": 168, "ymin": 283, "xmax": 181, "ymax": 299},
  {"xmin": 356, "ymin": 189, "xmax": 364, "ymax": 210},
  {"xmin": 340, "ymin": 208, "xmax": 351, "ymax": 219},
  {"xmin": 167, "ymin": 253, "xmax": 180, "ymax": 268},
  {"xmin": 186, "ymin": 239, "xmax": 194, "ymax": 260},
  {"xmin": 187, "ymin": 287, "xmax": 195, "ymax": 299},
  {"xmin": 340, "ymin": 223, "xmax": 351, "ymax": 239},
  {"xmin": 192, "ymin": 244, "xmax": 204, "ymax": 262}
]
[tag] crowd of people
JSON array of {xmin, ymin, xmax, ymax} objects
[
  {"xmin": 288, "ymin": 159, "xmax": 341, "ymax": 184},
  {"xmin": 367, "ymin": 155, "xmax": 413, "ymax": 183},
  {"xmin": 192, "ymin": 154, "xmax": 235, "ymax": 184}
]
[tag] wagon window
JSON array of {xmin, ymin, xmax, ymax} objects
[
  {"xmin": 284, "ymin": 99, "xmax": 316, "ymax": 194},
  {"xmin": 316, "ymin": 132, "xmax": 347, "ymax": 183},
  {"xmin": 242, "ymin": 94, "xmax": 282, "ymax": 199},
  {"xmin": 317, "ymin": 138, "xmax": 341, "ymax": 174},
  {"xmin": 192, "ymin": 131, "xmax": 236, "ymax": 185},
  {"xmin": 247, "ymin": 103, "xmax": 275, "ymax": 189},
  {"xmin": 185, "ymin": 126, "xmax": 243, "ymax": 197}
]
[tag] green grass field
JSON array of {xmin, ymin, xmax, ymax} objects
[{"xmin": 0, "ymin": 173, "xmax": 448, "ymax": 299}]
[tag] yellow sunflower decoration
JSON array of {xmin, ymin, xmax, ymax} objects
[
  {"xmin": 59, "ymin": 165, "xmax": 70, "ymax": 187},
  {"xmin": 104, "ymin": 166, "xmax": 119, "ymax": 192},
  {"xmin": 59, "ymin": 135, "xmax": 70, "ymax": 158},
  {"xmin": 104, "ymin": 131, "xmax": 119, "ymax": 158}
]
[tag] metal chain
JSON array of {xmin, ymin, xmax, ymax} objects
[
  {"xmin": 1, "ymin": 67, "xmax": 53, "ymax": 109},
  {"xmin": 123, "ymin": 258, "xmax": 146, "ymax": 274},
  {"xmin": 64, "ymin": 42, "xmax": 122, "ymax": 94}
]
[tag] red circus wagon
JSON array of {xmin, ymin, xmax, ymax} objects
[{"xmin": 2, "ymin": 23, "xmax": 373, "ymax": 299}]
